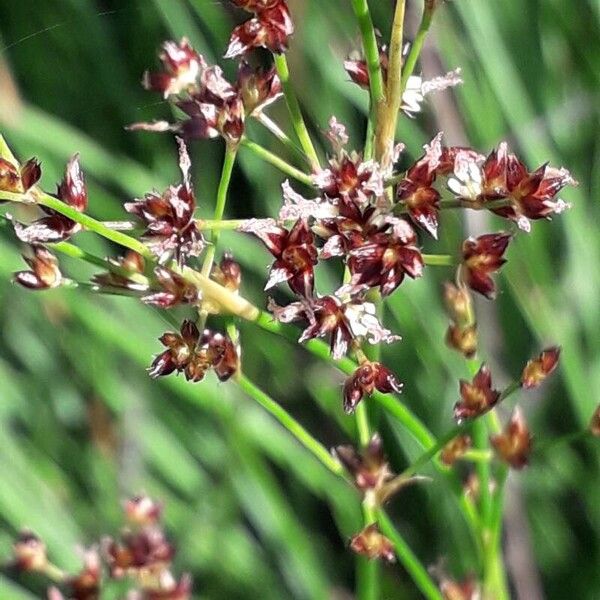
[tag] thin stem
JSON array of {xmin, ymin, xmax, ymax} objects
[
  {"xmin": 197, "ymin": 218, "xmax": 249, "ymax": 231},
  {"xmin": 399, "ymin": 2, "xmax": 436, "ymax": 93},
  {"xmin": 272, "ymin": 53, "xmax": 320, "ymax": 170},
  {"xmin": 255, "ymin": 112, "xmax": 309, "ymax": 166},
  {"xmin": 201, "ymin": 146, "xmax": 238, "ymax": 278},
  {"xmin": 423, "ymin": 254, "xmax": 455, "ymax": 267},
  {"xmin": 377, "ymin": 510, "xmax": 444, "ymax": 600},
  {"xmin": 241, "ymin": 138, "xmax": 314, "ymax": 187},
  {"xmin": 235, "ymin": 373, "xmax": 344, "ymax": 477},
  {"xmin": 29, "ymin": 191, "xmax": 153, "ymax": 258},
  {"xmin": 375, "ymin": 0, "xmax": 406, "ymax": 166}
]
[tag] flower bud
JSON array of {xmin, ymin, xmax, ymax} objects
[
  {"xmin": 490, "ymin": 407, "xmax": 532, "ymax": 469},
  {"xmin": 342, "ymin": 361, "xmax": 403, "ymax": 414},
  {"xmin": 12, "ymin": 531, "xmax": 47, "ymax": 572},
  {"xmin": 446, "ymin": 324, "xmax": 478, "ymax": 359},
  {"xmin": 212, "ymin": 252, "xmax": 242, "ymax": 292},
  {"xmin": 521, "ymin": 346, "xmax": 560, "ymax": 389},
  {"xmin": 443, "ymin": 282, "xmax": 474, "ymax": 327},
  {"xmin": 14, "ymin": 245, "xmax": 63, "ymax": 290},
  {"xmin": 440, "ymin": 435, "xmax": 472, "ymax": 466},
  {"xmin": 349, "ymin": 524, "xmax": 395, "ymax": 563}
]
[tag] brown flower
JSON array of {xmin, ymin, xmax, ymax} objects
[
  {"xmin": 236, "ymin": 62, "xmax": 282, "ymax": 115},
  {"xmin": 440, "ymin": 435, "xmax": 472, "ymax": 466},
  {"xmin": 0, "ymin": 156, "xmax": 41, "ymax": 194},
  {"xmin": 212, "ymin": 252, "xmax": 242, "ymax": 292},
  {"xmin": 349, "ymin": 524, "xmax": 395, "ymax": 563},
  {"xmin": 125, "ymin": 139, "xmax": 204, "ymax": 266},
  {"xmin": 14, "ymin": 245, "xmax": 63, "ymax": 290},
  {"xmin": 14, "ymin": 155, "xmax": 87, "ymax": 243},
  {"xmin": 454, "ymin": 364, "xmax": 501, "ymax": 423},
  {"xmin": 461, "ymin": 233, "xmax": 511, "ymax": 299},
  {"xmin": 343, "ymin": 361, "xmax": 403, "ymax": 414},
  {"xmin": 142, "ymin": 268, "xmax": 199, "ymax": 308},
  {"xmin": 91, "ymin": 251, "xmax": 148, "ymax": 292},
  {"xmin": 443, "ymin": 282, "xmax": 477, "ymax": 358},
  {"xmin": 490, "ymin": 407, "xmax": 532, "ymax": 469},
  {"xmin": 67, "ymin": 549, "xmax": 101, "ymax": 600},
  {"xmin": 521, "ymin": 346, "xmax": 560, "ymax": 389},
  {"xmin": 11, "ymin": 531, "xmax": 47, "ymax": 572}
]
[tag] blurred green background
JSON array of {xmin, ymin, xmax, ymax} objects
[{"xmin": 0, "ymin": 0, "xmax": 599, "ymax": 598}]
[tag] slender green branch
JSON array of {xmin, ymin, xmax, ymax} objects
[
  {"xmin": 241, "ymin": 138, "xmax": 314, "ymax": 187},
  {"xmin": 255, "ymin": 112, "xmax": 310, "ymax": 166},
  {"xmin": 399, "ymin": 2, "xmax": 436, "ymax": 93},
  {"xmin": 235, "ymin": 373, "xmax": 344, "ymax": 477},
  {"xmin": 272, "ymin": 54, "xmax": 320, "ymax": 170},
  {"xmin": 377, "ymin": 510, "xmax": 444, "ymax": 600},
  {"xmin": 423, "ymin": 254, "xmax": 455, "ymax": 267},
  {"xmin": 201, "ymin": 146, "xmax": 238, "ymax": 278}
]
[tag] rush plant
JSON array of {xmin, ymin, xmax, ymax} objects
[{"xmin": 0, "ymin": 1, "xmax": 595, "ymax": 599}]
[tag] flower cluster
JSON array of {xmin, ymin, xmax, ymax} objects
[
  {"xmin": 131, "ymin": 38, "xmax": 282, "ymax": 146},
  {"xmin": 7, "ymin": 497, "xmax": 190, "ymax": 600}
]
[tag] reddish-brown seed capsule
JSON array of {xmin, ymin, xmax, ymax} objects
[
  {"xmin": 490, "ymin": 407, "xmax": 532, "ymax": 469},
  {"xmin": 521, "ymin": 346, "xmax": 561, "ymax": 389},
  {"xmin": 14, "ymin": 245, "xmax": 63, "ymax": 291},
  {"xmin": 342, "ymin": 361, "xmax": 403, "ymax": 414},
  {"xmin": 461, "ymin": 233, "xmax": 511, "ymax": 299},
  {"xmin": 212, "ymin": 252, "xmax": 242, "ymax": 292}
]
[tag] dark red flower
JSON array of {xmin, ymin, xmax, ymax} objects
[
  {"xmin": 14, "ymin": 155, "xmax": 87, "ymax": 243},
  {"xmin": 236, "ymin": 62, "xmax": 282, "ymax": 115},
  {"xmin": 125, "ymin": 496, "xmax": 164, "ymax": 528},
  {"xmin": 149, "ymin": 320, "xmax": 238, "ymax": 382},
  {"xmin": 269, "ymin": 294, "xmax": 399, "ymax": 360},
  {"xmin": 13, "ymin": 245, "xmax": 63, "ymax": 290},
  {"xmin": 67, "ymin": 549, "xmax": 101, "ymax": 600},
  {"xmin": 244, "ymin": 218, "xmax": 318, "ymax": 298},
  {"xmin": 347, "ymin": 219, "xmax": 424, "ymax": 296},
  {"xmin": 490, "ymin": 407, "xmax": 532, "ymax": 469},
  {"xmin": 461, "ymin": 232, "xmax": 511, "ymax": 299},
  {"xmin": 349, "ymin": 524, "xmax": 395, "ymax": 563},
  {"xmin": 142, "ymin": 268, "xmax": 199, "ymax": 308},
  {"xmin": 125, "ymin": 139, "xmax": 204, "ymax": 266},
  {"xmin": 91, "ymin": 251, "xmax": 148, "ymax": 292},
  {"xmin": 589, "ymin": 405, "xmax": 600, "ymax": 437},
  {"xmin": 344, "ymin": 47, "xmax": 389, "ymax": 89},
  {"xmin": 521, "ymin": 346, "xmax": 560, "ymax": 389},
  {"xmin": 396, "ymin": 133, "xmax": 443, "ymax": 238},
  {"xmin": 0, "ymin": 156, "xmax": 41, "ymax": 194},
  {"xmin": 343, "ymin": 361, "xmax": 403, "ymax": 414},
  {"xmin": 143, "ymin": 38, "xmax": 205, "ymax": 98},
  {"xmin": 454, "ymin": 364, "xmax": 501, "ymax": 422},
  {"xmin": 212, "ymin": 252, "xmax": 242, "ymax": 292},
  {"xmin": 225, "ymin": 2, "xmax": 294, "ymax": 58}
]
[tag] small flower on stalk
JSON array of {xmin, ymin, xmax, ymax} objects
[
  {"xmin": 349, "ymin": 524, "xmax": 395, "ymax": 563},
  {"xmin": 334, "ymin": 433, "xmax": 393, "ymax": 492},
  {"xmin": 125, "ymin": 139, "xmax": 204, "ymax": 266},
  {"xmin": 225, "ymin": 0, "xmax": 294, "ymax": 58},
  {"xmin": 396, "ymin": 133, "xmax": 443, "ymax": 238},
  {"xmin": 142, "ymin": 268, "xmax": 199, "ymax": 308},
  {"xmin": 13, "ymin": 245, "xmax": 63, "ymax": 290},
  {"xmin": 236, "ymin": 62, "xmax": 282, "ymax": 115},
  {"xmin": 454, "ymin": 364, "xmax": 501, "ymax": 423},
  {"xmin": 143, "ymin": 38, "xmax": 205, "ymax": 98},
  {"xmin": 440, "ymin": 434, "xmax": 472, "ymax": 466},
  {"xmin": 347, "ymin": 219, "xmax": 424, "ymax": 297},
  {"xmin": 589, "ymin": 405, "xmax": 600, "ymax": 437},
  {"xmin": 125, "ymin": 496, "xmax": 163, "ymax": 527},
  {"xmin": 490, "ymin": 407, "xmax": 532, "ymax": 469},
  {"xmin": 212, "ymin": 252, "xmax": 242, "ymax": 292},
  {"xmin": 91, "ymin": 251, "xmax": 148, "ymax": 292},
  {"xmin": 343, "ymin": 361, "xmax": 403, "ymax": 414},
  {"xmin": 244, "ymin": 218, "xmax": 318, "ymax": 297},
  {"xmin": 520, "ymin": 346, "xmax": 560, "ymax": 389},
  {"xmin": 11, "ymin": 531, "xmax": 48, "ymax": 572},
  {"xmin": 269, "ymin": 293, "xmax": 399, "ymax": 360},
  {"xmin": 461, "ymin": 233, "xmax": 511, "ymax": 299},
  {"xmin": 0, "ymin": 156, "xmax": 41, "ymax": 194},
  {"xmin": 14, "ymin": 155, "xmax": 87, "ymax": 244}
]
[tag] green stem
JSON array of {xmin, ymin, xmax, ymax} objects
[
  {"xmin": 377, "ymin": 510, "xmax": 444, "ymax": 600},
  {"xmin": 30, "ymin": 191, "xmax": 152, "ymax": 258},
  {"xmin": 235, "ymin": 373, "xmax": 344, "ymax": 477},
  {"xmin": 272, "ymin": 53, "xmax": 320, "ymax": 170},
  {"xmin": 255, "ymin": 112, "xmax": 310, "ymax": 166},
  {"xmin": 423, "ymin": 253, "xmax": 454, "ymax": 267},
  {"xmin": 241, "ymin": 138, "xmax": 314, "ymax": 187},
  {"xmin": 399, "ymin": 2, "xmax": 435, "ymax": 93},
  {"xmin": 201, "ymin": 146, "xmax": 238, "ymax": 278}
]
